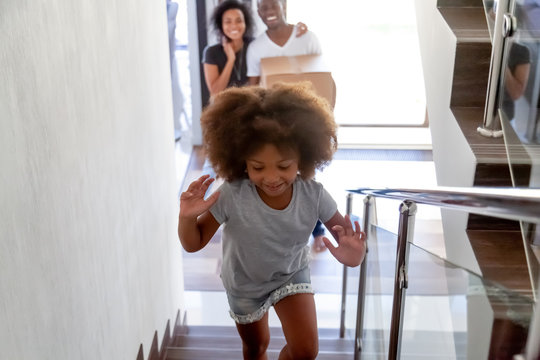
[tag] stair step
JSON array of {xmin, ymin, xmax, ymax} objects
[
  {"xmin": 166, "ymin": 347, "xmax": 467, "ymax": 360},
  {"xmin": 178, "ymin": 325, "xmax": 347, "ymax": 339},
  {"xmin": 174, "ymin": 334, "xmax": 353, "ymax": 353},
  {"xmin": 170, "ymin": 325, "xmax": 468, "ymax": 358},
  {"xmin": 166, "ymin": 347, "xmax": 353, "ymax": 360}
]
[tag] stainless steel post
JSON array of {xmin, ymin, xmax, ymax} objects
[
  {"xmin": 388, "ymin": 201, "xmax": 417, "ymax": 360},
  {"xmin": 354, "ymin": 195, "xmax": 372, "ymax": 360},
  {"xmin": 478, "ymin": 0, "xmax": 511, "ymax": 138},
  {"xmin": 340, "ymin": 193, "xmax": 354, "ymax": 338},
  {"xmin": 523, "ymin": 276, "xmax": 540, "ymax": 359}
]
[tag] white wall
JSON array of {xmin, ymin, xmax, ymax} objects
[
  {"xmin": 413, "ymin": 0, "xmax": 481, "ymax": 274},
  {"xmin": 0, "ymin": 1, "xmax": 183, "ymax": 359}
]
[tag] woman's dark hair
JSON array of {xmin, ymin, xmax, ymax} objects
[{"xmin": 211, "ymin": 0, "xmax": 254, "ymax": 40}]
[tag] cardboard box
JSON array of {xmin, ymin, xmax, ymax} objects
[{"xmin": 260, "ymin": 54, "xmax": 336, "ymax": 108}]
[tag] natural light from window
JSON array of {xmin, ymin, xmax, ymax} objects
[{"xmin": 286, "ymin": 0, "xmax": 426, "ymax": 127}]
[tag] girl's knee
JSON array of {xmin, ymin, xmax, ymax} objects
[
  {"xmin": 242, "ymin": 339, "xmax": 269, "ymax": 359},
  {"xmin": 287, "ymin": 340, "xmax": 318, "ymax": 359}
]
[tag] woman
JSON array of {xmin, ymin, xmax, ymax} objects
[{"xmin": 202, "ymin": 0, "xmax": 308, "ymax": 96}]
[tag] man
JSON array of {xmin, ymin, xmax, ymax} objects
[
  {"xmin": 247, "ymin": 0, "xmax": 322, "ymax": 85},
  {"xmin": 247, "ymin": 0, "xmax": 327, "ymax": 252}
]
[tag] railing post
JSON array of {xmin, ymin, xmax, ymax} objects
[
  {"xmin": 354, "ymin": 195, "xmax": 372, "ymax": 360},
  {"xmin": 388, "ymin": 200, "xmax": 417, "ymax": 360},
  {"xmin": 340, "ymin": 193, "xmax": 354, "ymax": 338},
  {"xmin": 478, "ymin": 0, "xmax": 511, "ymax": 138},
  {"xmin": 522, "ymin": 276, "xmax": 540, "ymax": 359}
]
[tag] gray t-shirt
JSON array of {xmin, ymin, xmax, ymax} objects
[{"xmin": 210, "ymin": 177, "xmax": 337, "ymax": 298}]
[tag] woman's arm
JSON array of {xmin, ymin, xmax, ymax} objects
[
  {"xmin": 178, "ymin": 175, "xmax": 221, "ymax": 252},
  {"xmin": 203, "ymin": 41, "xmax": 236, "ymax": 96},
  {"xmin": 204, "ymin": 62, "xmax": 235, "ymax": 96},
  {"xmin": 505, "ymin": 63, "xmax": 530, "ymax": 101},
  {"xmin": 323, "ymin": 211, "xmax": 366, "ymax": 267},
  {"xmin": 295, "ymin": 22, "xmax": 308, "ymax": 37}
]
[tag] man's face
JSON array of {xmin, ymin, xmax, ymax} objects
[{"xmin": 257, "ymin": 0, "xmax": 286, "ymax": 29}]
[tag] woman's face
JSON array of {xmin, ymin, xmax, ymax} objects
[{"xmin": 222, "ymin": 9, "xmax": 246, "ymax": 41}]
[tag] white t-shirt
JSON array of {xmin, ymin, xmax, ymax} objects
[{"xmin": 246, "ymin": 26, "xmax": 322, "ymax": 77}]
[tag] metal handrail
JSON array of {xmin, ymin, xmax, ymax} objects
[
  {"xmin": 348, "ymin": 186, "xmax": 540, "ymax": 224},
  {"xmin": 343, "ymin": 186, "xmax": 540, "ymax": 360}
]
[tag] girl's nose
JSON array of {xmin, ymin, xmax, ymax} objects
[{"xmin": 264, "ymin": 170, "xmax": 279, "ymax": 182}]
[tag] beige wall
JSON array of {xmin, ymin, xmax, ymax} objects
[{"xmin": 0, "ymin": 1, "xmax": 183, "ymax": 359}]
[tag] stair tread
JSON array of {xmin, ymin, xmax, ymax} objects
[
  {"xmin": 174, "ymin": 334, "xmax": 353, "ymax": 352},
  {"xmin": 166, "ymin": 347, "xmax": 353, "ymax": 360},
  {"xmin": 180, "ymin": 325, "xmax": 350, "ymax": 338},
  {"xmin": 170, "ymin": 324, "xmax": 468, "ymax": 359},
  {"xmin": 438, "ymin": 7, "xmax": 491, "ymax": 41},
  {"xmin": 166, "ymin": 347, "xmax": 466, "ymax": 360}
]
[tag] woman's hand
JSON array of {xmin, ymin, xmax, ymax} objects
[
  {"xmin": 295, "ymin": 22, "xmax": 308, "ymax": 37},
  {"xmin": 222, "ymin": 39, "xmax": 236, "ymax": 62},
  {"xmin": 179, "ymin": 175, "xmax": 220, "ymax": 220},
  {"xmin": 323, "ymin": 214, "xmax": 366, "ymax": 267}
]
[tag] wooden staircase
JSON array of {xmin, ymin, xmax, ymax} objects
[
  {"xmin": 166, "ymin": 325, "xmax": 354, "ymax": 360},
  {"xmin": 436, "ymin": 0, "xmax": 535, "ymax": 358}
]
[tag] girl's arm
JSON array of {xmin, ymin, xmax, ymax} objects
[
  {"xmin": 323, "ymin": 211, "xmax": 366, "ymax": 267},
  {"xmin": 178, "ymin": 175, "xmax": 221, "ymax": 252}
]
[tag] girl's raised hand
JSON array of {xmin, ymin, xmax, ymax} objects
[
  {"xmin": 323, "ymin": 214, "xmax": 366, "ymax": 267},
  {"xmin": 179, "ymin": 175, "xmax": 220, "ymax": 219}
]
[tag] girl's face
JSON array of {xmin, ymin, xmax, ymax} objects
[
  {"xmin": 222, "ymin": 9, "xmax": 246, "ymax": 41},
  {"xmin": 246, "ymin": 143, "xmax": 299, "ymax": 208}
]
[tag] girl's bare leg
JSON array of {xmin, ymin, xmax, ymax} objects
[
  {"xmin": 235, "ymin": 312, "xmax": 270, "ymax": 360},
  {"xmin": 274, "ymin": 293, "xmax": 318, "ymax": 360}
]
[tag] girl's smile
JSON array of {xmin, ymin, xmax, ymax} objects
[{"xmin": 246, "ymin": 143, "xmax": 299, "ymax": 209}]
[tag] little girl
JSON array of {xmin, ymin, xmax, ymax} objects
[{"xmin": 178, "ymin": 82, "xmax": 366, "ymax": 360}]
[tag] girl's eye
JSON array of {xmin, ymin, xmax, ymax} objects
[
  {"xmin": 252, "ymin": 167, "xmax": 263, "ymax": 171},
  {"xmin": 278, "ymin": 165, "xmax": 290, "ymax": 170}
]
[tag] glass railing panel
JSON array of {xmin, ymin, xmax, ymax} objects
[
  {"xmin": 368, "ymin": 197, "xmax": 446, "ymax": 259},
  {"xmin": 349, "ymin": 195, "xmax": 537, "ymax": 359},
  {"xmin": 482, "ymin": 0, "xmax": 497, "ymax": 41},
  {"xmin": 350, "ymin": 220, "xmax": 458, "ymax": 359},
  {"xmin": 401, "ymin": 243, "xmax": 534, "ymax": 360},
  {"xmin": 499, "ymin": 0, "xmax": 540, "ymax": 301},
  {"xmin": 351, "ymin": 222, "xmax": 398, "ymax": 359}
]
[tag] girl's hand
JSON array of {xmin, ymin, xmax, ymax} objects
[
  {"xmin": 222, "ymin": 39, "xmax": 236, "ymax": 61},
  {"xmin": 323, "ymin": 214, "xmax": 366, "ymax": 267},
  {"xmin": 179, "ymin": 175, "xmax": 220, "ymax": 219},
  {"xmin": 295, "ymin": 22, "xmax": 308, "ymax": 37}
]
